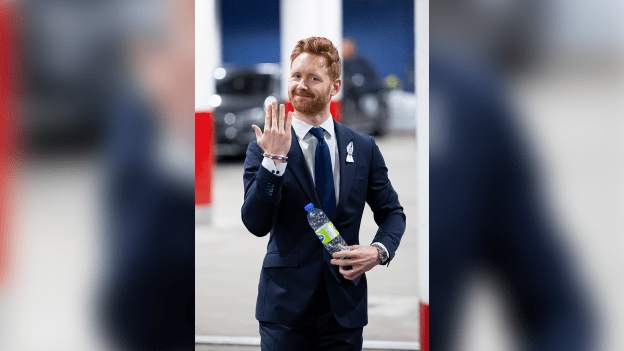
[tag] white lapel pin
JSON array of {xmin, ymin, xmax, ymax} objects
[{"xmin": 346, "ymin": 142, "xmax": 354, "ymax": 163}]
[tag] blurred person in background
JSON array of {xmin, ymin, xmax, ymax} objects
[
  {"xmin": 341, "ymin": 37, "xmax": 389, "ymax": 136},
  {"xmin": 1, "ymin": 1, "xmax": 124, "ymax": 349},
  {"xmin": 1, "ymin": 1, "xmax": 194, "ymax": 349},
  {"xmin": 241, "ymin": 37, "xmax": 406, "ymax": 351},
  {"xmin": 429, "ymin": 51, "xmax": 594, "ymax": 350},
  {"xmin": 429, "ymin": 0, "xmax": 599, "ymax": 349},
  {"xmin": 99, "ymin": 0, "xmax": 194, "ymax": 349}
]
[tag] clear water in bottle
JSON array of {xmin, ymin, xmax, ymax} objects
[{"xmin": 304, "ymin": 203, "xmax": 350, "ymax": 256}]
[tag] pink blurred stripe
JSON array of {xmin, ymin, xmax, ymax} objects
[{"xmin": 0, "ymin": 3, "xmax": 18, "ymax": 286}]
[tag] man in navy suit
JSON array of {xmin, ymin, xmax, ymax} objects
[{"xmin": 241, "ymin": 37, "xmax": 406, "ymax": 350}]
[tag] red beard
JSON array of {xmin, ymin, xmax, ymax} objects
[{"xmin": 289, "ymin": 87, "xmax": 332, "ymax": 115}]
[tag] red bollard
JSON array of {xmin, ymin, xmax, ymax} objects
[
  {"xmin": 420, "ymin": 301, "xmax": 429, "ymax": 351},
  {"xmin": 195, "ymin": 111, "xmax": 215, "ymax": 212}
]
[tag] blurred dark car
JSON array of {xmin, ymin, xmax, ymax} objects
[
  {"xmin": 213, "ymin": 64, "xmax": 279, "ymax": 157},
  {"xmin": 213, "ymin": 60, "xmax": 388, "ymax": 157}
]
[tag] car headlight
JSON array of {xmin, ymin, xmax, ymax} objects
[
  {"xmin": 359, "ymin": 94, "xmax": 379, "ymax": 118},
  {"xmin": 224, "ymin": 112, "xmax": 236, "ymax": 125}
]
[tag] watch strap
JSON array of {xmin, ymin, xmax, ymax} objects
[{"xmin": 371, "ymin": 242, "xmax": 389, "ymax": 265}]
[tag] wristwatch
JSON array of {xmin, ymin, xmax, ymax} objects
[{"xmin": 371, "ymin": 243, "xmax": 389, "ymax": 265}]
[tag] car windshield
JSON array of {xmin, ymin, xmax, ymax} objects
[{"xmin": 216, "ymin": 73, "xmax": 271, "ymax": 95}]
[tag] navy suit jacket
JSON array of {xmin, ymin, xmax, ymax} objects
[{"xmin": 241, "ymin": 119, "xmax": 405, "ymax": 328}]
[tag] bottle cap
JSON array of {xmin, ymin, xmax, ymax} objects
[{"xmin": 304, "ymin": 203, "xmax": 314, "ymax": 212}]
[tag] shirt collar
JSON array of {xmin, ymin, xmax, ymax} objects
[{"xmin": 292, "ymin": 113, "xmax": 336, "ymax": 141}]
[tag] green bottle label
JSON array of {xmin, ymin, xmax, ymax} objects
[{"xmin": 315, "ymin": 222, "xmax": 339, "ymax": 245}]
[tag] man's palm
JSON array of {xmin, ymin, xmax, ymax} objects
[{"xmin": 252, "ymin": 101, "xmax": 292, "ymax": 157}]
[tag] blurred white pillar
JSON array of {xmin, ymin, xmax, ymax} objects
[
  {"xmin": 415, "ymin": 0, "xmax": 429, "ymax": 350},
  {"xmin": 195, "ymin": 0, "xmax": 221, "ymax": 224},
  {"xmin": 280, "ymin": 0, "xmax": 343, "ymax": 121}
]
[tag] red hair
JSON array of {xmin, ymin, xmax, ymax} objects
[{"xmin": 290, "ymin": 37, "xmax": 341, "ymax": 81}]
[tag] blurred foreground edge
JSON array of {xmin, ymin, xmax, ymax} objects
[{"xmin": 0, "ymin": 0, "xmax": 19, "ymax": 288}]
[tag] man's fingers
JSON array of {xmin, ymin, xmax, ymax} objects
[
  {"xmin": 278, "ymin": 103, "xmax": 285, "ymax": 131},
  {"xmin": 340, "ymin": 266, "xmax": 357, "ymax": 280},
  {"xmin": 286, "ymin": 111, "xmax": 293, "ymax": 134},
  {"xmin": 251, "ymin": 125, "xmax": 262, "ymax": 140},
  {"xmin": 332, "ymin": 249, "xmax": 353, "ymax": 259},
  {"xmin": 271, "ymin": 101, "xmax": 278, "ymax": 131},
  {"xmin": 332, "ymin": 251, "xmax": 347, "ymax": 259},
  {"xmin": 264, "ymin": 104, "xmax": 272, "ymax": 132},
  {"xmin": 341, "ymin": 265, "xmax": 355, "ymax": 274},
  {"xmin": 330, "ymin": 258, "xmax": 351, "ymax": 266}
]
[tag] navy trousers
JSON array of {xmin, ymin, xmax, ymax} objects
[
  {"xmin": 259, "ymin": 312, "xmax": 363, "ymax": 351},
  {"xmin": 259, "ymin": 282, "xmax": 363, "ymax": 351}
]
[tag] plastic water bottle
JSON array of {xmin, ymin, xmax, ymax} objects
[{"xmin": 304, "ymin": 203, "xmax": 350, "ymax": 256}]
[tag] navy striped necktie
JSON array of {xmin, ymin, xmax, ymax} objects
[{"xmin": 309, "ymin": 127, "xmax": 336, "ymax": 217}]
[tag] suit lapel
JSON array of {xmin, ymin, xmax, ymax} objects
[
  {"xmin": 331, "ymin": 120, "xmax": 356, "ymax": 222},
  {"xmin": 286, "ymin": 126, "xmax": 320, "ymax": 206},
  {"xmin": 330, "ymin": 121, "xmax": 362, "ymax": 285}
]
